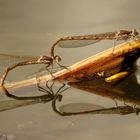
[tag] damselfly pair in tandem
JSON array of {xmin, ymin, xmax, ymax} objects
[{"xmin": 0, "ymin": 29, "xmax": 139, "ymax": 86}]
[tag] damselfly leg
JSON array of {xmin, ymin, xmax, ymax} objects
[
  {"xmin": 0, "ymin": 51, "xmax": 70, "ymax": 86},
  {"xmin": 36, "ymin": 77, "xmax": 71, "ymax": 115},
  {"xmin": 112, "ymin": 29, "xmax": 139, "ymax": 53}
]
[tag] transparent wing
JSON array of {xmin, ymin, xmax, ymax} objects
[
  {"xmin": 57, "ymin": 31, "xmax": 117, "ymax": 48},
  {"xmin": 26, "ymin": 66, "xmax": 63, "ymax": 79},
  {"xmin": 0, "ymin": 53, "xmax": 61, "ymax": 80},
  {"xmin": 59, "ymin": 103, "xmax": 136, "ymax": 115},
  {"xmin": 0, "ymin": 99, "xmax": 36, "ymax": 112},
  {"xmin": 59, "ymin": 103, "xmax": 104, "ymax": 113},
  {"xmin": 57, "ymin": 31, "xmax": 125, "ymax": 48},
  {"xmin": 57, "ymin": 40, "xmax": 101, "ymax": 48},
  {"xmin": 0, "ymin": 53, "xmax": 38, "ymax": 68}
]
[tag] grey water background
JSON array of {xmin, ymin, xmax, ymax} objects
[{"xmin": 0, "ymin": 0, "xmax": 140, "ymax": 140}]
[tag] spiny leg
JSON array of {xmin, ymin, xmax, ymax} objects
[
  {"xmin": 44, "ymin": 79, "xmax": 55, "ymax": 94},
  {"xmin": 36, "ymin": 75, "xmax": 57, "ymax": 96},
  {"xmin": 122, "ymin": 99, "xmax": 138, "ymax": 115},
  {"xmin": 45, "ymin": 80, "xmax": 67, "ymax": 96},
  {"xmin": 52, "ymin": 83, "xmax": 71, "ymax": 114},
  {"xmin": 51, "ymin": 83, "xmax": 73, "ymax": 116},
  {"xmin": 37, "ymin": 78, "xmax": 57, "ymax": 97},
  {"xmin": 36, "ymin": 64, "xmax": 54, "ymax": 93},
  {"xmin": 52, "ymin": 96, "xmax": 65, "ymax": 116},
  {"xmin": 37, "ymin": 81, "xmax": 52, "ymax": 94},
  {"xmin": 113, "ymin": 98, "xmax": 125, "ymax": 115},
  {"xmin": 111, "ymin": 38, "xmax": 118, "ymax": 54},
  {"xmin": 112, "ymin": 37, "xmax": 129, "ymax": 54},
  {"xmin": 51, "ymin": 83, "xmax": 67, "ymax": 116}
]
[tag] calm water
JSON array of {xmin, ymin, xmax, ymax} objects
[{"xmin": 0, "ymin": 0, "xmax": 140, "ymax": 140}]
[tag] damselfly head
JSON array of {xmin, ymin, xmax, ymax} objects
[
  {"xmin": 115, "ymin": 29, "xmax": 139, "ymax": 40},
  {"xmin": 54, "ymin": 55, "xmax": 62, "ymax": 62},
  {"xmin": 132, "ymin": 29, "xmax": 139, "ymax": 37},
  {"xmin": 134, "ymin": 107, "xmax": 140, "ymax": 115}
]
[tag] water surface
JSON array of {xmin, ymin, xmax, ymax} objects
[{"xmin": 0, "ymin": 0, "xmax": 140, "ymax": 140}]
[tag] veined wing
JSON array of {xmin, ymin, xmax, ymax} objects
[
  {"xmin": 0, "ymin": 53, "xmax": 38, "ymax": 68},
  {"xmin": 26, "ymin": 65, "xmax": 63, "ymax": 79},
  {"xmin": 58, "ymin": 39, "xmax": 101, "ymax": 48},
  {"xmin": 57, "ymin": 30, "xmax": 136, "ymax": 48},
  {"xmin": 59, "ymin": 103, "xmax": 137, "ymax": 115},
  {"xmin": 0, "ymin": 99, "xmax": 37, "ymax": 112},
  {"xmin": 59, "ymin": 103, "xmax": 104, "ymax": 113},
  {"xmin": 57, "ymin": 32, "xmax": 117, "ymax": 48},
  {"xmin": 0, "ymin": 53, "xmax": 61, "ymax": 79}
]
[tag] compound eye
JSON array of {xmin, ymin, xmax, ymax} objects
[
  {"xmin": 133, "ymin": 29, "xmax": 139, "ymax": 36},
  {"xmin": 55, "ymin": 55, "xmax": 61, "ymax": 62}
]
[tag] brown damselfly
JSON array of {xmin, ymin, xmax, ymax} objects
[
  {"xmin": 0, "ymin": 53, "xmax": 62, "ymax": 86},
  {"xmin": 50, "ymin": 29, "xmax": 139, "ymax": 57},
  {"xmin": 0, "ymin": 29, "xmax": 139, "ymax": 86}
]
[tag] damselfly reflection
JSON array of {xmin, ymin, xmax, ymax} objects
[
  {"xmin": 0, "ymin": 80, "xmax": 70, "ymax": 111},
  {"xmin": 1, "ymin": 53, "xmax": 140, "ymax": 116},
  {"xmin": 51, "ymin": 78, "xmax": 140, "ymax": 116},
  {"xmin": 1, "ymin": 80, "xmax": 140, "ymax": 116},
  {"xmin": 58, "ymin": 103, "xmax": 140, "ymax": 116}
]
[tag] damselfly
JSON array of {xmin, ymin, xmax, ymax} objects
[
  {"xmin": 50, "ymin": 29, "xmax": 139, "ymax": 57},
  {"xmin": 0, "ymin": 53, "xmax": 62, "ymax": 86},
  {"xmin": 0, "ymin": 29, "xmax": 139, "ymax": 86}
]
